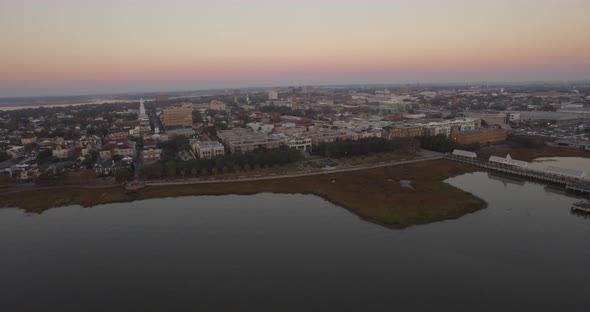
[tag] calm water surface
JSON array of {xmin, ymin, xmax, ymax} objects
[{"xmin": 1, "ymin": 158, "xmax": 589, "ymax": 311}]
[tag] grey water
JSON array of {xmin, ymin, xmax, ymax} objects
[{"xmin": 1, "ymin": 158, "xmax": 589, "ymax": 311}]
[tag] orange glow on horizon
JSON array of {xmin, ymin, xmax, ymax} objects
[{"xmin": 1, "ymin": 0, "xmax": 589, "ymax": 96}]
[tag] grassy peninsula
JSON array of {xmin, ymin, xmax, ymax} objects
[{"xmin": 0, "ymin": 159, "xmax": 485, "ymax": 228}]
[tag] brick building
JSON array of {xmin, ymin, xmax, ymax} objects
[
  {"xmin": 452, "ymin": 128, "xmax": 507, "ymax": 145},
  {"xmin": 388, "ymin": 125, "xmax": 424, "ymax": 138}
]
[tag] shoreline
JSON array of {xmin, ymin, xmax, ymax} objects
[
  {"xmin": 0, "ymin": 159, "xmax": 486, "ymax": 228},
  {"xmin": 1, "ymin": 147, "xmax": 585, "ymax": 228}
]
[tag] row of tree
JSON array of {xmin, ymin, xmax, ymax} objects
[
  {"xmin": 417, "ymin": 134, "xmax": 480, "ymax": 153},
  {"xmin": 140, "ymin": 146, "xmax": 303, "ymax": 179},
  {"xmin": 313, "ymin": 137, "xmax": 420, "ymax": 158}
]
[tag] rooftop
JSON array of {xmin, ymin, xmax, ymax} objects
[{"xmin": 195, "ymin": 141, "xmax": 224, "ymax": 148}]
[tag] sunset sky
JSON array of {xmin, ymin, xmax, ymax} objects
[{"xmin": 1, "ymin": 0, "xmax": 590, "ymax": 97}]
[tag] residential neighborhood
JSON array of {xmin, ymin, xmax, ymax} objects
[{"xmin": 1, "ymin": 84, "xmax": 589, "ymax": 185}]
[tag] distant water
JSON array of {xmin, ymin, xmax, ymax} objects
[
  {"xmin": 0, "ymin": 100, "xmax": 140, "ymax": 111},
  {"xmin": 1, "ymin": 159, "xmax": 589, "ymax": 311}
]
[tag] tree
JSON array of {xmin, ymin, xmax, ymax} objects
[
  {"xmin": 140, "ymin": 166, "xmax": 152, "ymax": 179},
  {"xmin": 81, "ymin": 150, "xmax": 98, "ymax": 167},
  {"xmin": 24, "ymin": 143, "xmax": 40, "ymax": 153},
  {"xmin": 313, "ymin": 137, "xmax": 419, "ymax": 158},
  {"xmin": 112, "ymin": 154, "xmax": 124, "ymax": 162},
  {"xmin": 36, "ymin": 170, "xmax": 68, "ymax": 185},
  {"xmin": 115, "ymin": 169, "xmax": 133, "ymax": 182},
  {"xmin": 417, "ymin": 135, "xmax": 457, "ymax": 153},
  {"xmin": 164, "ymin": 160, "xmax": 177, "ymax": 177},
  {"xmin": 152, "ymin": 163, "xmax": 163, "ymax": 178},
  {"xmin": 36, "ymin": 150, "xmax": 53, "ymax": 164},
  {"xmin": 192, "ymin": 110, "xmax": 204, "ymax": 123}
]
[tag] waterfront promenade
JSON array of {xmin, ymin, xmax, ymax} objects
[{"xmin": 143, "ymin": 156, "xmax": 443, "ymax": 187}]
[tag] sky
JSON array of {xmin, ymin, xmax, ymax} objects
[{"xmin": 1, "ymin": 0, "xmax": 590, "ymax": 97}]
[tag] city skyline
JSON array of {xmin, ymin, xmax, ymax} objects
[{"xmin": 1, "ymin": 0, "xmax": 590, "ymax": 97}]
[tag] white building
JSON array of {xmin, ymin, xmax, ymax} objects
[
  {"xmin": 508, "ymin": 113, "xmax": 521, "ymax": 122},
  {"xmin": 268, "ymin": 90, "xmax": 279, "ymax": 100},
  {"xmin": 489, "ymin": 155, "xmax": 528, "ymax": 168},
  {"xmin": 286, "ymin": 137, "xmax": 312, "ymax": 152},
  {"xmin": 192, "ymin": 141, "xmax": 225, "ymax": 159},
  {"xmin": 52, "ymin": 145, "xmax": 75, "ymax": 160}
]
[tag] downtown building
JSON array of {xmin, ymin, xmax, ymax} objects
[
  {"xmin": 162, "ymin": 104, "xmax": 193, "ymax": 128},
  {"xmin": 463, "ymin": 112, "xmax": 508, "ymax": 127},
  {"xmin": 217, "ymin": 128, "xmax": 283, "ymax": 154}
]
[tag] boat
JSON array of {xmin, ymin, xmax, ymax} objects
[{"xmin": 571, "ymin": 201, "xmax": 590, "ymax": 213}]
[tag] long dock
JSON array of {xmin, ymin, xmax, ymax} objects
[{"xmin": 446, "ymin": 155, "xmax": 590, "ymax": 196}]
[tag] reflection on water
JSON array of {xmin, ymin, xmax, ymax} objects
[
  {"xmin": 486, "ymin": 172, "xmax": 526, "ymax": 186},
  {"xmin": 1, "ymin": 159, "xmax": 589, "ymax": 311}
]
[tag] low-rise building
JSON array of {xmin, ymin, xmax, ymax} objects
[
  {"xmin": 142, "ymin": 147, "xmax": 162, "ymax": 162},
  {"xmin": 52, "ymin": 144, "xmax": 75, "ymax": 160},
  {"xmin": 389, "ymin": 125, "xmax": 424, "ymax": 138},
  {"xmin": 286, "ymin": 137, "xmax": 312, "ymax": 152},
  {"xmin": 99, "ymin": 141, "xmax": 136, "ymax": 160},
  {"xmin": 192, "ymin": 141, "xmax": 225, "ymax": 159},
  {"xmin": 247, "ymin": 122, "xmax": 275, "ymax": 133},
  {"xmin": 452, "ymin": 128, "xmax": 507, "ymax": 145},
  {"xmin": 217, "ymin": 128, "xmax": 283, "ymax": 153},
  {"xmin": 309, "ymin": 129, "xmax": 359, "ymax": 145},
  {"xmin": 464, "ymin": 111, "xmax": 508, "ymax": 126},
  {"xmin": 20, "ymin": 133, "xmax": 38, "ymax": 145},
  {"xmin": 93, "ymin": 160, "xmax": 131, "ymax": 176},
  {"xmin": 513, "ymin": 111, "xmax": 582, "ymax": 126}
]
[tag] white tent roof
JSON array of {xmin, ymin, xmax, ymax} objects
[
  {"xmin": 489, "ymin": 155, "xmax": 529, "ymax": 168},
  {"xmin": 452, "ymin": 149, "xmax": 477, "ymax": 158}
]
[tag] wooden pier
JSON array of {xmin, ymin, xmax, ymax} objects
[{"xmin": 446, "ymin": 155, "xmax": 590, "ymax": 196}]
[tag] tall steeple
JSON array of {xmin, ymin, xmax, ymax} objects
[{"xmin": 139, "ymin": 98, "xmax": 146, "ymax": 117}]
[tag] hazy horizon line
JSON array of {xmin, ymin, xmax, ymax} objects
[{"xmin": 2, "ymin": 79, "xmax": 590, "ymax": 100}]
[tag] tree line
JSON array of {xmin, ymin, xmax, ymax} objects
[
  {"xmin": 313, "ymin": 137, "xmax": 420, "ymax": 158},
  {"xmin": 140, "ymin": 146, "xmax": 303, "ymax": 179},
  {"xmin": 417, "ymin": 134, "xmax": 480, "ymax": 153}
]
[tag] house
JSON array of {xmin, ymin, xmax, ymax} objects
[
  {"xmin": 142, "ymin": 147, "xmax": 162, "ymax": 162},
  {"xmin": 20, "ymin": 133, "xmax": 38, "ymax": 145},
  {"xmin": 77, "ymin": 135, "xmax": 102, "ymax": 156},
  {"xmin": 53, "ymin": 144, "xmax": 75, "ymax": 160},
  {"xmin": 99, "ymin": 141, "xmax": 136, "ymax": 160},
  {"xmin": 93, "ymin": 160, "xmax": 132, "ymax": 176}
]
